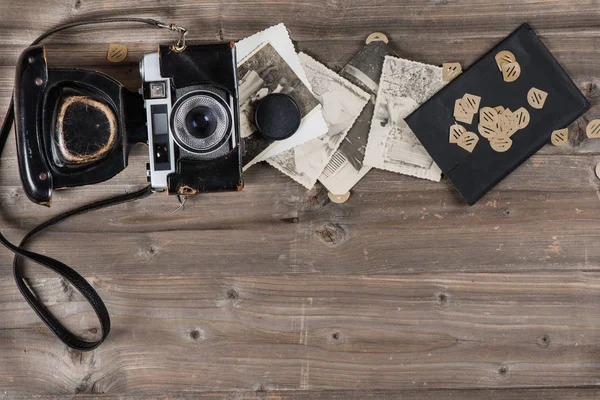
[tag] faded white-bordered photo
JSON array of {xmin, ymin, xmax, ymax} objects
[
  {"xmin": 237, "ymin": 42, "xmax": 320, "ymax": 169},
  {"xmin": 363, "ymin": 56, "xmax": 446, "ymax": 182},
  {"xmin": 318, "ymin": 40, "xmax": 396, "ymax": 195},
  {"xmin": 235, "ymin": 24, "xmax": 328, "ymax": 171},
  {"xmin": 267, "ymin": 53, "xmax": 369, "ymax": 189}
]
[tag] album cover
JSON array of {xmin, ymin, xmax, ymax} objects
[{"xmin": 405, "ymin": 24, "xmax": 590, "ymax": 205}]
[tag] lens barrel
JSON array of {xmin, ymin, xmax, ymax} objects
[{"xmin": 171, "ymin": 91, "xmax": 232, "ymax": 153}]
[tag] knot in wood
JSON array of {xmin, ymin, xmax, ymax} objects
[
  {"xmin": 316, "ymin": 222, "xmax": 347, "ymax": 246},
  {"xmin": 190, "ymin": 329, "xmax": 201, "ymax": 340},
  {"xmin": 537, "ymin": 334, "xmax": 551, "ymax": 347},
  {"xmin": 227, "ymin": 288, "xmax": 239, "ymax": 300},
  {"xmin": 438, "ymin": 293, "xmax": 448, "ymax": 305},
  {"xmin": 583, "ymin": 81, "xmax": 599, "ymax": 99}
]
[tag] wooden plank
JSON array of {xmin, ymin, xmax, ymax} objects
[
  {"xmin": 0, "ymin": 153, "xmax": 599, "ymax": 277},
  {"xmin": 0, "ymin": 1, "xmax": 599, "ymax": 90},
  {"xmin": 0, "ymin": 0, "xmax": 599, "ymax": 46},
  {"xmin": 6, "ymin": 388, "xmax": 600, "ymax": 400},
  {"xmin": 3, "ymin": 272, "xmax": 600, "ymax": 394}
]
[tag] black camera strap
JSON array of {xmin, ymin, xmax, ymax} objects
[
  {"xmin": 4, "ymin": 186, "xmax": 153, "ymax": 350},
  {"xmin": 0, "ymin": 18, "xmax": 183, "ymax": 351}
]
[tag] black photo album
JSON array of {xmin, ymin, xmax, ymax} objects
[{"xmin": 405, "ymin": 24, "xmax": 590, "ymax": 205}]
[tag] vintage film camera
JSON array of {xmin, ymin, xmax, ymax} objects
[{"xmin": 14, "ymin": 43, "xmax": 243, "ymax": 206}]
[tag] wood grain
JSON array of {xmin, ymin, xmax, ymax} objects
[
  {"xmin": 3, "ymin": 153, "xmax": 600, "ymax": 278},
  {"xmin": 7, "ymin": 389, "xmax": 600, "ymax": 400},
  {"xmin": 2, "ymin": 0, "xmax": 600, "ymax": 398},
  {"xmin": 3, "ymin": 272, "xmax": 600, "ymax": 395}
]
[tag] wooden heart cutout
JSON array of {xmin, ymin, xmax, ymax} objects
[
  {"xmin": 498, "ymin": 112, "xmax": 515, "ymax": 136},
  {"xmin": 514, "ymin": 107, "xmax": 530, "ymax": 129},
  {"xmin": 454, "ymin": 99, "xmax": 473, "ymax": 125},
  {"xmin": 449, "ymin": 124, "xmax": 467, "ymax": 144},
  {"xmin": 480, "ymin": 107, "xmax": 498, "ymax": 128},
  {"xmin": 551, "ymin": 128, "xmax": 569, "ymax": 146},
  {"xmin": 457, "ymin": 132, "xmax": 479, "ymax": 153},
  {"xmin": 107, "ymin": 43, "xmax": 128, "ymax": 63},
  {"xmin": 528, "ymin": 87, "xmax": 548, "ymax": 109},
  {"xmin": 478, "ymin": 123, "xmax": 499, "ymax": 139},
  {"xmin": 495, "ymin": 50, "xmax": 516, "ymax": 71},
  {"xmin": 586, "ymin": 119, "xmax": 600, "ymax": 138},
  {"xmin": 462, "ymin": 94, "xmax": 481, "ymax": 114},
  {"xmin": 502, "ymin": 61, "xmax": 521, "ymax": 82},
  {"xmin": 490, "ymin": 137, "xmax": 513, "ymax": 153},
  {"xmin": 443, "ymin": 63, "xmax": 462, "ymax": 82}
]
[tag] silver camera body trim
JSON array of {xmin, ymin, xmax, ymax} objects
[{"xmin": 140, "ymin": 51, "xmax": 176, "ymax": 191}]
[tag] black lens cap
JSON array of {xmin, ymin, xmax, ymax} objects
[{"xmin": 254, "ymin": 93, "xmax": 301, "ymax": 141}]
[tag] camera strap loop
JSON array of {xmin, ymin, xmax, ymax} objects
[
  {"xmin": 0, "ymin": 17, "xmax": 186, "ymax": 351},
  {"xmin": 156, "ymin": 23, "xmax": 188, "ymax": 52},
  {"xmin": 173, "ymin": 195, "xmax": 188, "ymax": 213}
]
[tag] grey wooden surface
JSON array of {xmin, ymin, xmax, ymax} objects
[{"xmin": 2, "ymin": 1, "xmax": 600, "ymax": 399}]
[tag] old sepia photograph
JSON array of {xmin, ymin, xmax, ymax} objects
[
  {"xmin": 237, "ymin": 42, "xmax": 320, "ymax": 169},
  {"xmin": 318, "ymin": 40, "xmax": 396, "ymax": 195},
  {"xmin": 363, "ymin": 55, "xmax": 446, "ymax": 182},
  {"xmin": 267, "ymin": 53, "xmax": 369, "ymax": 189}
]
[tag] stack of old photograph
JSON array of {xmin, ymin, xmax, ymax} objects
[{"xmin": 237, "ymin": 24, "xmax": 447, "ymax": 197}]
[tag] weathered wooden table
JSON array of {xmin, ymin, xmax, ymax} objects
[{"xmin": 2, "ymin": 1, "xmax": 600, "ymax": 399}]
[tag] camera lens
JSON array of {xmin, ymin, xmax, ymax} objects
[
  {"xmin": 171, "ymin": 91, "xmax": 232, "ymax": 154},
  {"xmin": 185, "ymin": 106, "xmax": 217, "ymax": 139}
]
